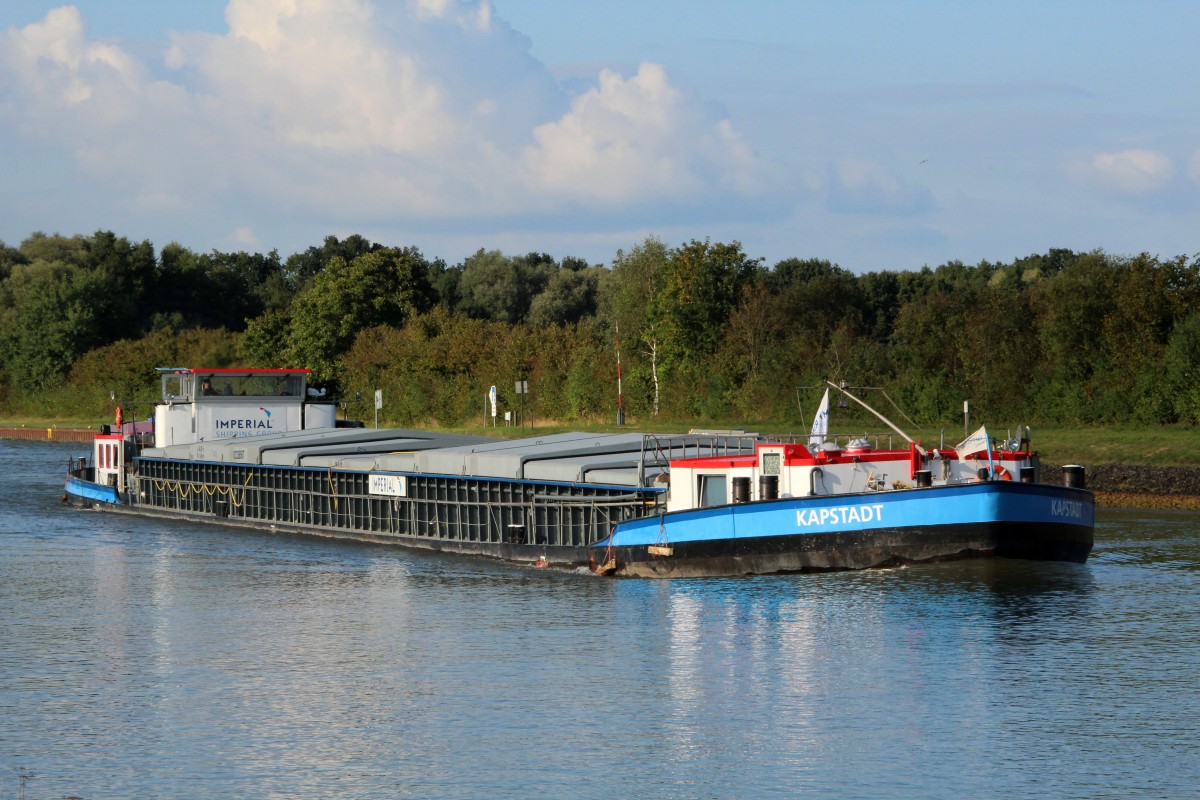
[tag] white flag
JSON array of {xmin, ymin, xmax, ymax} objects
[
  {"xmin": 809, "ymin": 389, "xmax": 830, "ymax": 448},
  {"xmin": 955, "ymin": 425, "xmax": 991, "ymax": 461}
]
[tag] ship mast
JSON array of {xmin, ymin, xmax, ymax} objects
[{"xmin": 826, "ymin": 380, "xmax": 927, "ymax": 456}]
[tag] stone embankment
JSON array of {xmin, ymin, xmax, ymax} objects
[{"xmin": 1048, "ymin": 463, "xmax": 1200, "ymax": 510}]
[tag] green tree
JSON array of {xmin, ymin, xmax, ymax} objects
[
  {"xmin": 63, "ymin": 326, "xmax": 240, "ymax": 418},
  {"xmin": 0, "ymin": 231, "xmax": 156, "ymax": 394},
  {"xmin": 768, "ymin": 258, "xmax": 863, "ymax": 348},
  {"xmin": 153, "ymin": 242, "xmax": 267, "ymax": 332},
  {"xmin": 0, "ymin": 259, "xmax": 99, "ymax": 391},
  {"xmin": 601, "ymin": 237, "xmax": 671, "ymax": 416},
  {"xmin": 527, "ymin": 267, "xmax": 602, "ymax": 326},
  {"xmin": 241, "ymin": 309, "xmax": 293, "ymax": 368},
  {"xmin": 1164, "ymin": 311, "xmax": 1200, "ymax": 424},
  {"xmin": 956, "ymin": 277, "xmax": 1040, "ymax": 420},
  {"xmin": 18, "ymin": 231, "xmax": 89, "ymax": 265},
  {"xmin": 455, "ymin": 250, "xmax": 559, "ymax": 323},
  {"xmin": 286, "ymin": 247, "xmax": 435, "ymax": 385},
  {"xmin": 0, "ymin": 240, "xmax": 28, "ymax": 283},
  {"xmin": 284, "ymin": 234, "xmax": 381, "ymax": 292},
  {"xmin": 657, "ymin": 239, "xmax": 760, "ymax": 365},
  {"xmin": 428, "ymin": 258, "xmax": 460, "ymax": 310},
  {"xmin": 714, "ymin": 281, "xmax": 789, "ymax": 417},
  {"xmin": 1031, "ymin": 252, "xmax": 1118, "ymax": 421},
  {"xmin": 457, "ymin": 249, "xmax": 520, "ymax": 322},
  {"xmin": 80, "ymin": 231, "xmax": 158, "ymax": 342}
]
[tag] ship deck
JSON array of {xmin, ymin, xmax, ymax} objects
[{"xmin": 122, "ymin": 428, "xmax": 760, "ymax": 558}]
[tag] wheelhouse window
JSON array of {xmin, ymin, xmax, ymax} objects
[
  {"xmin": 194, "ymin": 373, "xmax": 306, "ymax": 398},
  {"xmin": 161, "ymin": 373, "xmax": 189, "ymax": 403},
  {"xmin": 699, "ymin": 474, "xmax": 728, "ymax": 508}
]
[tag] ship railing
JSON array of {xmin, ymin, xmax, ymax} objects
[
  {"xmin": 638, "ymin": 432, "xmax": 761, "ymax": 486},
  {"xmin": 637, "ymin": 431, "xmax": 906, "ymax": 484},
  {"xmin": 67, "ymin": 455, "xmax": 93, "ymax": 481},
  {"xmin": 804, "ymin": 432, "xmax": 904, "ymax": 451}
]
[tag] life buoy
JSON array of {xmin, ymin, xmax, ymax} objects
[{"xmin": 995, "ymin": 466, "xmax": 1012, "ymax": 481}]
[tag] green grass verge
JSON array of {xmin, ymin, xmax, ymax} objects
[
  {"xmin": 0, "ymin": 417, "xmax": 107, "ymax": 430},
  {"xmin": 1024, "ymin": 426, "xmax": 1200, "ymax": 468}
]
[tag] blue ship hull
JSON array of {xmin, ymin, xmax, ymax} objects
[
  {"xmin": 62, "ymin": 460, "xmax": 1093, "ymax": 578},
  {"xmin": 594, "ymin": 481, "xmax": 1094, "ymax": 577},
  {"xmin": 64, "ymin": 473, "xmax": 122, "ymax": 506}
]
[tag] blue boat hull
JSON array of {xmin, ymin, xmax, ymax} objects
[
  {"xmin": 595, "ymin": 481, "xmax": 1094, "ymax": 577},
  {"xmin": 64, "ymin": 473, "xmax": 122, "ymax": 506},
  {"xmin": 62, "ymin": 462, "xmax": 1092, "ymax": 578}
]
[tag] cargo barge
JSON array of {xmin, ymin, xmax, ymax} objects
[{"xmin": 64, "ymin": 369, "xmax": 1094, "ymax": 577}]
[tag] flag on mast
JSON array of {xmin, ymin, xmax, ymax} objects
[
  {"xmin": 809, "ymin": 389, "xmax": 830, "ymax": 448},
  {"xmin": 955, "ymin": 425, "xmax": 990, "ymax": 460}
]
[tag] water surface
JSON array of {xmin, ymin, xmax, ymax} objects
[{"xmin": 2, "ymin": 440, "xmax": 1197, "ymax": 798}]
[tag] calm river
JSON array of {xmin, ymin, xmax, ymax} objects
[{"xmin": 2, "ymin": 439, "xmax": 1198, "ymax": 799}]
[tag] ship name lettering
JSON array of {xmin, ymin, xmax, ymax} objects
[
  {"xmin": 1050, "ymin": 499, "xmax": 1083, "ymax": 519},
  {"xmin": 796, "ymin": 504, "xmax": 884, "ymax": 527}
]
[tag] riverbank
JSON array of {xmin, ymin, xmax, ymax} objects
[
  {"xmin": 1070, "ymin": 463, "xmax": 1200, "ymax": 510},
  {"xmin": 0, "ymin": 426, "xmax": 95, "ymax": 443}
]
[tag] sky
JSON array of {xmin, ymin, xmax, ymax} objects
[{"xmin": 2, "ymin": 0, "xmax": 1198, "ymax": 273}]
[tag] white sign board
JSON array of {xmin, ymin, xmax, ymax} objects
[
  {"xmin": 375, "ymin": 389, "xmax": 383, "ymax": 410},
  {"xmin": 196, "ymin": 403, "xmax": 300, "ymax": 441},
  {"xmin": 368, "ymin": 474, "xmax": 407, "ymax": 497},
  {"xmin": 489, "ymin": 385, "xmax": 497, "ymax": 417}
]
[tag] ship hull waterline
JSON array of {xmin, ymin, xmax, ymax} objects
[
  {"xmin": 597, "ymin": 520, "xmax": 1092, "ymax": 578},
  {"xmin": 596, "ymin": 480, "xmax": 1093, "ymax": 577}
]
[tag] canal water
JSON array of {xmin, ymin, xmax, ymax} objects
[{"xmin": 2, "ymin": 439, "xmax": 1197, "ymax": 799}]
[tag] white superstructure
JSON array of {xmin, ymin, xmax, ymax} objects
[{"xmin": 153, "ymin": 368, "xmax": 336, "ymax": 448}]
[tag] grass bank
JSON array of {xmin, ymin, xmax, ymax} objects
[{"xmin": 1027, "ymin": 426, "xmax": 1200, "ymax": 468}]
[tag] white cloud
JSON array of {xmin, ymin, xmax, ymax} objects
[
  {"xmin": 2, "ymin": 7, "xmax": 139, "ymax": 102},
  {"xmin": 522, "ymin": 63, "xmax": 763, "ymax": 206},
  {"xmin": 230, "ymin": 226, "xmax": 260, "ymax": 248},
  {"xmin": 1068, "ymin": 148, "xmax": 1174, "ymax": 195},
  {"xmin": 174, "ymin": 0, "xmax": 453, "ymax": 155},
  {"xmin": 1, "ymin": 6, "xmax": 142, "ymax": 119},
  {"xmin": 824, "ymin": 158, "xmax": 933, "ymax": 215},
  {"xmin": 0, "ymin": 0, "xmax": 765, "ymax": 229},
  {"xmin": 410, "ymin": 0, "xmax": 492, "ymax": 30}
]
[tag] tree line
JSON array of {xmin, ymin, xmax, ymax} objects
[{"xmin": 2, "ymin": 231, "xmax": 1199, "ymax": 429}]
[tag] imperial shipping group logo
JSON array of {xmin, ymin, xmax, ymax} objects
[{"xmin": 213, "ymin": 406, "xmax": 277, "ymax": 438}]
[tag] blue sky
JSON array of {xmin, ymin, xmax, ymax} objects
[{"xmin": 2, "ymin": 1, "xmax": 1197, "ymax": 272}]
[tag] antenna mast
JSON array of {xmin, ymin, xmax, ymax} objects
[{"xmin": 826, "ymin": 380, "xmax": 926, "ymax": 456}]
